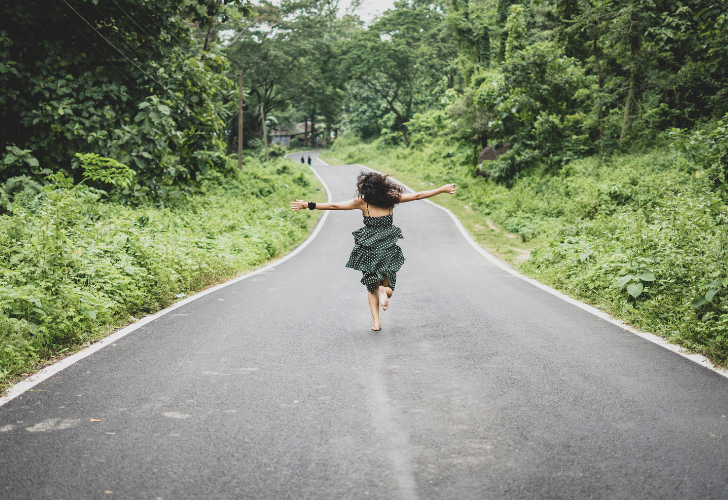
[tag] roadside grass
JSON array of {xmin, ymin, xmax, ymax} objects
[
  {"xmin": 0, "ymin": 156, "xmax": 322, "ymax": 394},
  {"xmin": 321, "ymin": 136, "xmax": 728, "ymax": 368}
]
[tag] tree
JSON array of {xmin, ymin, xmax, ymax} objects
[
  {"xmin": 340, "ymin": 1, "xmax": 443, "ymax": 147},
  {"xmin": 504, "ymin": 4, "xmax": 526, "ymax": 61},
  {"xmin": 446, "ymin": 0, "xmax": 490, "ymax": 84},
  {"xmin": 0, "ymin": 0, "xmax": 237, "ymax": 194},
  {"xmin": 222, "ymin": 0, "xmax": 346, "ymax": 149}
]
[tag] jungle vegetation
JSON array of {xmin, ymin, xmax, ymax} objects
[{"xmin": 1, "ymin": 0, "xmax": 728, "ymax": 386}]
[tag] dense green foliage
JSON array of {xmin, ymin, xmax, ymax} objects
[
  {"xmin": 1, "ymin": 0, "xmax": 346, "ymax": 389},
  {"xmin": 335, "ymin": 0, "xmax": 728, "ymax": 183},
  {"xmin": 0, "ymin": 157, "xmax": 319, "ymax": 388},
  {"xmin": 220, "ymin": 0, "xmax": 356, "ymax": 151},
  {"xmin": 327, "ymin": 136, "xmax": 728, "ymax": 364},
  {"xmin": 3, "ymin": 0, "xmax": 728, "ymax": 376},
  {"xmin": 0, "ymin": 0, "xmax": 251, "ymax": 198}
]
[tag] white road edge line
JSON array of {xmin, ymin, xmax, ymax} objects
[
  {"xmin": 350, "ymin": 163, "xmax": 728, "ymax": 380},
  {"xmin": 0, "ymin": 159, "xmax": 333, "ymax": 408}
]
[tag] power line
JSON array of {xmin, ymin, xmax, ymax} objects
[
  {"xmin": 100, "ymin": 0, "xmax": 247, "ymax": 128},
  {"xmin": 60, "ymin": 0, "xmax": 168, "ymax": 91},
  {"xmin": 110, "ymin": 0, "xmax": 158, "ymax": 45},
  {"xmin": 49, "ymin": 3, "xmax": 226, "ymax": 133},
  {"xmin": 91, "ymin": 3, "xmax": 148, "ymax": 62},
  {"xmin": 57, "ymin": 0, "xmax": 232, "ymax": 130},
  {"xmin": 50, "ymin": 0, "xmax": 148, "ymax": 97},
  {"xmin": 136, "ymin": 0, "xmax": 188, "ymax": 48}
]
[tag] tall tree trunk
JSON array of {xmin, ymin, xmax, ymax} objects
[
  {"xmin": 261, "ymin": 103, "xmax": 269, "ymax": 162},
  {"xmin": 310, "ymin": 109, "xmax": 316, "ymax": 147},
  {"xmin": 203, "ymin": 0, "xmax": 222, "ymax": 52},
  {"xmin": 620, "ymin": 73, "xmax": 634, "ymax": 141},
  {"xmin": 226, "ymin": 122, "xmax": 235, "ymax": 155},
  {"xmin": 621, "ymin": 3, "xmax": 640, "ymax": 143},
  {"xmin": 304, "ymin": 119, "xmax": 308, "ymax": 146},
  {"xmin": 592, "ymin": 35, "xmax": 604, "ymax": 141},
  {"xmin": 480, "ymin": 131, "xmax": 488, "ymax": 149},
  {"xmin": 203, "ymin": 23, "xmax": 215, "ymax": 51},
  {"xmin": 401, "ymin": 122, "xmax": 410, "ymax": 148},
  {"xmin": 237, "ymin": 71, "xmax": 243, "ymax": 171}
]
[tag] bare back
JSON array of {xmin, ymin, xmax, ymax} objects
[{"xmin": 359, "ymin": 198, "xmax": 394, "ymax": 217}]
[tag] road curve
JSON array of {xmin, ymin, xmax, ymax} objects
[{"xmin": 1, "ymin": 152, "xmax": 727, "ymax": 499}]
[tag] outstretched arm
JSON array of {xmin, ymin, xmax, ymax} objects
[
  {"xmin": 399, "ymin": 183, "xmax": 457, "ymax": 203},
  {"xmin": 290, "ymin": 198, "xmax": 364, "ymax": 211}
]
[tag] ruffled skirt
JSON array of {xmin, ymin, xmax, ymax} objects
[{"xmin": 346, "ymin": 223, "xmax": 405, "ymax": 292}]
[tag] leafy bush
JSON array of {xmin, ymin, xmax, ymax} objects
[
  {"xmin": 0, "ymin": 157, "xmax": 321, "ymax": 388},
  {"xmin": 469, "ymin": 41, "xmax": 597, "ymax": 183},
  {"xmin": 406, "ymin": 110, "xmax": 452, "ymax": 148},
  {"xmin": 670, "ymin": 114, "xmax": 728, "ymax": 195}
]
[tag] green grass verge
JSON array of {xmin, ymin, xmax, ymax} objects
[
  {"xmin": 0, "ymin": 156, "xmax": 322, "ymax": 393},
  {"xmin": 321, "ymin": 135, "xmax": 728, "ymax": 368}
]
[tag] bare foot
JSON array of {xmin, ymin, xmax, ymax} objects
[
  {"xmin": 379, "ymin": 286, "xmax": 389, "ymax": 311},
  {"xmin": 372, "ymin": 321, "xmax": 381, "ymax": 331}
]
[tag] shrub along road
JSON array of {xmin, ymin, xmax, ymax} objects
[{"xmin": 1, "ymin": 153, "xmax": 727, "ymax": 499}]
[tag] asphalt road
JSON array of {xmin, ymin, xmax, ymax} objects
[{"xmin": 1, "ymin": 152, "xmax": 727, "ymax": 500}]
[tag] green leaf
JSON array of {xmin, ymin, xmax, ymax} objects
[
  {"xmin": 705, "ymin": 289, "xmax": 719, "ymax": 302},
  {"xmin": 113, "ymin": 235, "xmax": 128, "ymax": 248},
  {"xmin": 636, "ymin": 272, "xmax": 655, "ymax": 282},
  {"xmin": 691, "ymin": 295, "xmax": 709, "ymax": 309},
  {"xmin": 124, "ymin": 266, "xmax": 135, "ymax": 275},
  {"xmin": 615, "ymin": 275, "xmax": 634, "ymax": 288},
  {"xmin": 627, "ymin": 282, "xmax": 643, "ymax": 298}
]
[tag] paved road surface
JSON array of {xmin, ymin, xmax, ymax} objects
[{"xmin": 1, "ymin": 152, "xmax": 727, "ymax": 499}]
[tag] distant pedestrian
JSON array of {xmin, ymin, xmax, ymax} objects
[
  {"xmin": 301, "ymin": 156, "xmax": 305, "ymax": 164},
  {"xmin": 291, "ymin": 171, "xmax": 457, "ymax": 331},
  {"xmin": 307, "ymin": 156, "xmax": 311, "ymax": 165}
]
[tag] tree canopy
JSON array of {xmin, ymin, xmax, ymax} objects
[{"xmin": 2, "ymin": 0, "xmax": 727, "ymax": 195}]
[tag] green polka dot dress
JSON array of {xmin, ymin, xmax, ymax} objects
[{"xmin": 346, "ymin": 204, "xmax": 405, "ymax": 292}]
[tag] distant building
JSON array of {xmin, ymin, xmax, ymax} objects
[
  {"xmin": 269, "ymin": 121, "xmax": 335, "ymax": 147},
  {"xmin": 270, "ymin": 123, "xmax": 305, "ymax": 147}
]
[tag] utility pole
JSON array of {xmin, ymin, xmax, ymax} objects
[
  {"xmin": 237, "ymin": 71, "xmax": 243, "ymax": 171},
  {"xmin": 260, "ymin": 103, "xmax": 269, "ymax": 162}
]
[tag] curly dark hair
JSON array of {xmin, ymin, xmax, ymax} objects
[{"xmin": 356, "ymin": 171, "xmax": 404, "ymax": 208}]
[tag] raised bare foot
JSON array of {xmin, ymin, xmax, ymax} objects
[
  {"xmin": 379, "ymin": 286, "xmax": 389, "ymax": 311},
  {"xmin": 372, "ymin": 321, "xmax": 381, "ymax": 331}
]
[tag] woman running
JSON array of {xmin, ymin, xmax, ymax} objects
[{"xmin": 290, "ymin": 171, "xmax": 457, "ymax": 331}]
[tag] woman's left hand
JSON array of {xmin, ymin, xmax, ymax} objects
[
  {"xmin": 290, "ymin": 199, "xmax": 308, "ymax": 211},
  {"xmin": 441, "ymin": 183, "xmax": 458, "ymax": 194}
]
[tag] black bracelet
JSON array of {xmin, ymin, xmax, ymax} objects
[{"xmin": 308, "ymin": 202, "xmax": 316, "ymax": 210}]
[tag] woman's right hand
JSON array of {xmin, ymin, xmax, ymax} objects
[{"xmin": 290, "ymin": 199, "xmax": 307, "ymax": 211}]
